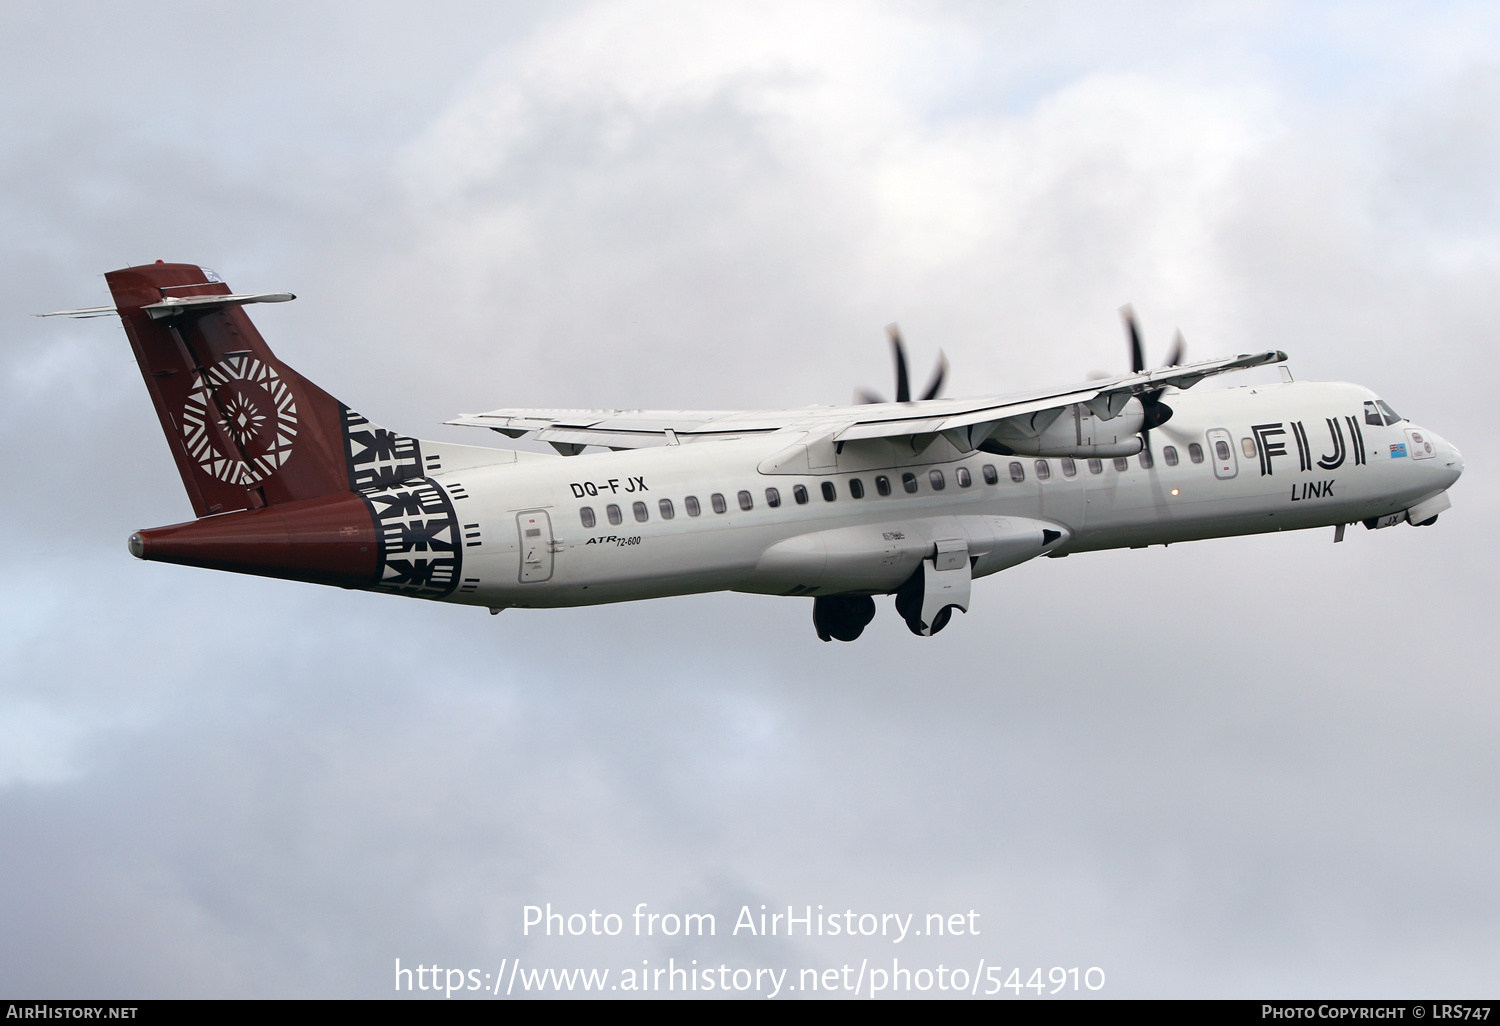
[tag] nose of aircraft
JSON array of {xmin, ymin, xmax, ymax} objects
[{"xmin": 1418, "ymin": 427, "xmax": 1463, "ymax": 485}]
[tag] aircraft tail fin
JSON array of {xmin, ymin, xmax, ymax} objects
[{"xmin": 103, "ymin": 262, "xmax": 427, "ymax": 518}]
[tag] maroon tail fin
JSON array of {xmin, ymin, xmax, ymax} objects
[{"xmin": 107, "ymin": 262, "xmax": 422, "ymax": 517}]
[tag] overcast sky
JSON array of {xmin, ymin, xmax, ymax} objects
[{"xmin": 2, "ymin": 0, "xmax": 1498, "ymax": 999}]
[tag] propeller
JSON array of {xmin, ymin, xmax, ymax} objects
[
  {"xmin": 857, "ymin": 323, "xmax": 948, "ymax": 404},
  {"xmin": 1119, "ymin": 305, "xmax": 1185, "ymax": 453}
]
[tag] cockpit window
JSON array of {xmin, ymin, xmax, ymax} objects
[
  {"xmin": 1364, "ymin": 401, "xmax": 1382, "ymax": 427},
  {"xmin": 1376, "ymin": 399, "xmax": 1402, "ymax": 426}
]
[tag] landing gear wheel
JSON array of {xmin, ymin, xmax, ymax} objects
[
  {"xmin": 894, "ymin": 563, "xmax": 925, "ymax": 634},
  {"xmin": 813, "ymin": 595, "xmax": 877, "ymax": 642},
  {"xmin": 898, "ymin": 601, "xmax": 960, "ymax": 636},
  {"xmin": 928, "ymin": 604, "xmax": 957, "ymax": 635}
]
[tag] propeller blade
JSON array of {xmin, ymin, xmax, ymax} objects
[
  {"xmin": 1141, "ymin": 396, "xmax": 1176, "ymax": 454},
  {"xmin": 1164, "ymin": 329, "xmax": 1184, "ymax": 369},
  {"xmin": 886, "ymin": 323, "xmax": 911, "ymax": 402},
  {"xmin": 1140, "ymin": 328, "xmax": 1180, "ymax": 431},
  {"xmin": 855, "ymin": 388, "xmax": 886, "ymax": 405},
  {"xmin": 1140, "ymin": 394, "xmax": 1174, "ymax": 429},
  {"xmin": 1121, "ymin": 305, "xmax": 1145, "ymax": 373},
  {"xmin": 919, "ymin": 350, "xmax": 948, "ymax": 401}
]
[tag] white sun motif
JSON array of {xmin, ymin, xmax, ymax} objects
[{"xmin": 181, "ymin": 355, "xmax": 299, "ymax": 485}]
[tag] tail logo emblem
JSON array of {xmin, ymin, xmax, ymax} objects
[{"xmin": 182, "ymin": 355, "xmax": 299, "ymax": 485}]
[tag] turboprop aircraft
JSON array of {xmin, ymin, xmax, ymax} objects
[{"xmin": 42, "ymin": 262, "xmax": 1463, "ymax": 641}]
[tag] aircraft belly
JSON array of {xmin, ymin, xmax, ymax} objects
[{"xmin": 738, "ymin": 513, "xmax": 1066, "ymax": 595}]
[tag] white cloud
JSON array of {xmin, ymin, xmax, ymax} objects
[{"xmin": 3, "ymin": 0, "xmax": 1499, "ymax": 999}]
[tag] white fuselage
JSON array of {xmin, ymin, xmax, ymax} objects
[{"xmin": 423, "ymin": 380, "xmax": 1462, "ymax": 610}]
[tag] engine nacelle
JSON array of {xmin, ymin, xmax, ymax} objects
[{"xmin": 985, "ymin": 401, "xmax": 1144, "ymax": 458}]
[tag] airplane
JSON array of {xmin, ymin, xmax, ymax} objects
[{"xmin": 41, "ymin": 261, "xmax": 1463, "ymax": 642}]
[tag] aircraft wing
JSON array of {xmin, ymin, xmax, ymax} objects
[{"xmin": 447, "ymin": 350, "xmax": 1286, "ymax": 452}]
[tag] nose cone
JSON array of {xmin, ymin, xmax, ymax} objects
[
  {"xmin": 1434, "ymin": 431, "xmax": 1462, "ymax": 475},
  {"xmin": 1416, "ymin": 427, "xmax": 1463, "ymax": 486}
]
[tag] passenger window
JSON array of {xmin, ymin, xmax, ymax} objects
[
  {"xmin": 711, "ymin": 493, "xmax": 727, "ymax": 514},
  {"xmin": 1060, "ymin": 458, "xmax": 1076, "ymax": 478},
  {"xmin": 1034, "ymin": 460, "xmax": 1051, "ymax": 480},
  {"xmin": 956, "ymin": 467, "xmax": 972, "ymax": 488},
  {"xmin": 1163, "ymin": 446, "xmax": 1179, "ymax": 466},
  {"xmin": 685, "ymin": 495, "xmax": 701, "ymax": 517},
  {"xmin": 1087, "ymin": 458, "xmax": 1103, "ymax": 475},
  {"xmin": 876, "ymin": 475, "xmax": 892, "ymax": 496},
  {"xmin": 1188, "ymin": 442, "xmax": 1204, "ymax": 464},
  {"xmin": 982, "ymin": 464, "xmax": 998, "ymax": 485},
  {"xmin": 793, "ymin": 484, "xmax": 809, "ymax": 505},
  {"xmin": 929, "ymin": 469, "xmax": 946, "ymax": 490},
  {"xmin": 1240, "ymin": 437, "xmax": 1257, "ymax": 458},
  {"xmin": 580, "ymin": 506, "xmax": 596, "ymax": 528},
  {"xmin": 659, "ymin": 498, "xmax": 675, "ymax": 520},
  {"xmin": 1138, "ymin": 449, "xmax": 1154, "ymax": 469},
  {"xmin": 737, "ymin": 490, "xmax": 753, "ymax": 511},
  {"xmin": 633, "ymin": 501, "xmax": 649, "ymax": 523},
  {"xmin": 1009, "ymin": 462, "xmax": 1024, "ymax": 483},
  {"xmin": 1214, "ymin": 440, "xmax": 1230, "ymax": 462},
  {"xmin": 1364, "ymin": 401, "xmax": 1382, "ymax": 426},
  {"xmin": 821, "ymin": 481, "xmax": 837, "ymax": 502},
  {"xmin": 850, "ymin": 478, "xmax": 865, "ymax": 498},
  {"xmin": 607, "ymin": 504, "xmax": 623, "ymax": 525},
  {"xmin": 1377, "ymin": 399, "xmax": 1402, "ymax": 425},
  {"xmin": 902, "ymin": 472, "xmax": 919, "ymax": 494},
  {"xmin": 1113, "ymin": 457, "xmax": 1129, "ymax": 472},
  {"xmin": 765, "ymin": 487, "xmax": 781, "ymax": 508}
]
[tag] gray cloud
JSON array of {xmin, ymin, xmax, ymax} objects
[{"xmin": 2, "ymin": 0, "xmax": 1497, "ymax": 999}]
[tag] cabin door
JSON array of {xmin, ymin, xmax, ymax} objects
[{"xmin": 516, "ymin": 510, "xmax": 555, "ymax": 583}]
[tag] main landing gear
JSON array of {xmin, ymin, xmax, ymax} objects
[
  {"xmin": 812, "ymin": 544, "xmax": 974, "ymax": 641},
  {"xmin": 813, "ymin": 595, "xmax": 877, "ymax": 642},
  {"xmin": 893, "ymin": 558, "xmax": 968, "ymax": 637}
]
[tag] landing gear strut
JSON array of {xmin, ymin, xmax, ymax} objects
[{"xmin": 813, "ymin": 595, "xmax": 877, "ymax": 642}]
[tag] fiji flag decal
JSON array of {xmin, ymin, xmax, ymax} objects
[{"xmin": 1390, "ymin": 443, "xmax": 1408, "ymax": 458}]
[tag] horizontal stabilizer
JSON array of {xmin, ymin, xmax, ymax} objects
[
  {"xmin": 38, "ymin": 292, "xmax": 295, "ymax": 320},
  {"xmin": 141, "ymin": 292, "xmax": 295, "ymax": 319},
  {"xmin": 35, "ymin": 305, "xmax": 118, "ymax": 319}
]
